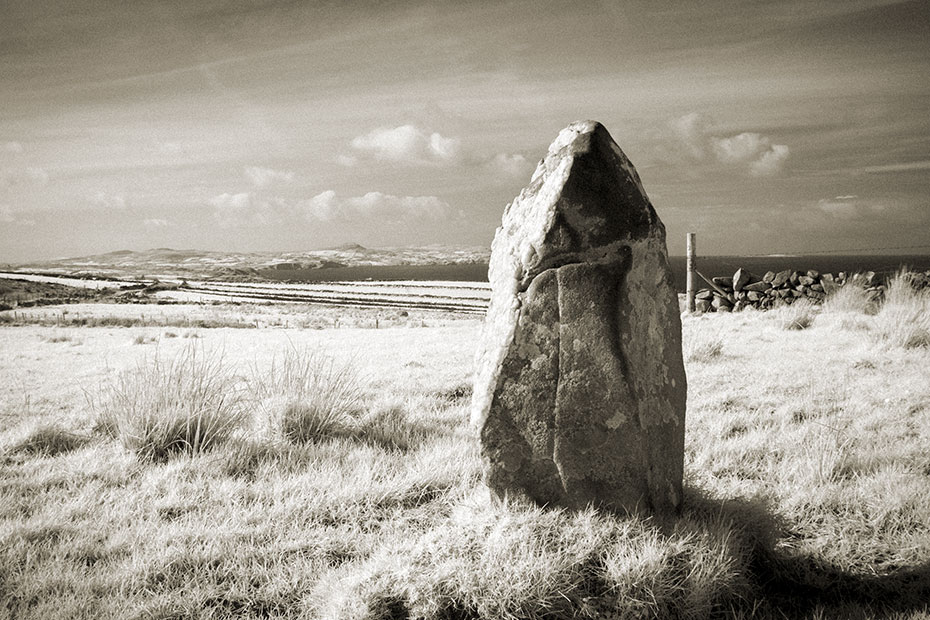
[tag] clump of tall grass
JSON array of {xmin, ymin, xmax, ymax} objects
[
  {"xmin": 821, "ymin": 279, "xmax": 880, "ymax": 315},
  {"xmin": 778, "ymin": 299, "xmax": 816, "ymax": 330},
  {"xmin": 92, "ymin": 344, "xmax": 246, "ymax": 461},
  {"xmin": 872, "ymin": 270, "xmax": 930, "ymax": 349},
  {"xmin": 251, "ymin": 346, "xmax": 363, "ymax": 443}
]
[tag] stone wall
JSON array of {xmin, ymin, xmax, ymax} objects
[{"xmin": 693, "ymin": 268, "xmax": 930, "ymax": 313}]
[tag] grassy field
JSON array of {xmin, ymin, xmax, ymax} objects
[{"xmin": 1, "ymin": 278, "xmax": 929, "ymax": 619}]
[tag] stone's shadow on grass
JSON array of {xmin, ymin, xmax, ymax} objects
[
  {"xmin": 683, "ymin": 487, "xmax": 930, "ymax": 618},
  {"xmin": 764, "ymin": 553, "xmax": 930, "ymax": 617},
  {"xmin": 319, "ymin": 482, "xmax": 930, "ymax": 619}
]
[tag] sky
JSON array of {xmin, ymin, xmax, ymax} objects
[{"xmin": 1, "ymin": 0, "xmax": 928, "ymax": 262}]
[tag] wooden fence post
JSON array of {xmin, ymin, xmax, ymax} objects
[{"xmin": 686, "ymin": 232, "xmax": 696, "ymax": 313}]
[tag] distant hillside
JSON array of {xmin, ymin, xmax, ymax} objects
[{"xmin": 10, "ymin": 246, "xmax": 490, "ymax": 281}]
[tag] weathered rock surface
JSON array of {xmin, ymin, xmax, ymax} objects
[
  {"xmin": 471, "ymin": 121, "xmax": 686, "ymax": 516},
  {"xmin": 732, "ymin": 268, "xmax": 750, "ymax": 292},
  {"xmin": 772, "ymin": 270, "xmax": 791, "ymax": 288}
]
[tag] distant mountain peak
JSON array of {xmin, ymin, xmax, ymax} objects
[{"xmin": 328, "ymin": 242, "xmax": 367, "ymax": 252}]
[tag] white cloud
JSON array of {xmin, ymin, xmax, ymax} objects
[
  {"xmin": 244, "ymin": 166, "xmax": 294, "ymax": 188},
  {"xmin": 91, "ymin": 191, "xmax": 131, "ymax": 210},
  {"xmin": 3, "ymin": 142, "xmax": 24, "ymax": 154},
  {"xmin": 711, "ymin": 133, "xmax": 769, "ymax": 163},
  {"xmin": 667, "ymin": 114, "xmax": 790, "ymax": 177},
  {"xmin": 749, "ymin": 144, "xmax": 790, "ymax": 177},
  {"xmin": 208, "ymin": 192, "xmax": 288, "ymax": 227},
  {"xmin": 349, "ymin": 125, "xmax": 460, "ymax": 165},
  {"xmin": 816, "ymin": 195, "xmax": 886, "ymax": 219},
  {"xmin": 301, "ymin": 191, "xmax": 454, "ymax": 222},
  {"xmin": 490, "ymin": 153, "xmax": 532, "ymax": 177},
  {"xmin": 336, "ymin": 154, "xmax": 359, "ymax": 167},
  {"xmin": 711, "ymin": 132, "xmax": 790, "ymax": 176},
  {"xmin": 143, "ymin": 218, "xmax": 173, "ymax": 229},
  {"xmin": 209, "ymin": 192, "xmax": 253, "ymax": 227},
  {"xmin": 208, "ymin": 192, "xmax": 252, "ymax": 211},
  {"xmin": 428, "ymin": 132, "xmax": 459, "ymax": 160},
  {"xmin": 668, "ymin": 113, "xmax": 708, "ymax": 160}
]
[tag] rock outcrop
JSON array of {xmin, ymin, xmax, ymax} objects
[{"xmin": 471, "ymin": 121, "xmax": 686, "ymax": 516}]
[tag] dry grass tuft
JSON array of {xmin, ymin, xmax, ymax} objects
[
  {"xmin": 872, "ymin": 270, "xmax": 930, "ymax": 349},
  {"xmin": 822, "ymin": 279, "xmax": 880, "ymax": 315},
  {"xmin": 778, "ymin": 299, "xmax": 817, "ymax": 330},
  {"xmin": 251, "ymin": 346, "xmax": 364, "ymax": 443},
  {"xmin": 92, "ymin": 344, "xmax": 247, "ymax": 461}
]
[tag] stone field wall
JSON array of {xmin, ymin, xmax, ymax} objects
[{"xmin": 694, "ymin": 268, "xmax": 930, "ymax": 312}]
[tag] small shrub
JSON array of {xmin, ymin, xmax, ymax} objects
[
  {"xmin": 164, "ymin": 331, "xmax": 178, "ymax": 338},
  {"xmin": 92, "ymin": 344, "xmax": 246, "ymax": 461},
  {"xmin": 251, "ymin": 347, "xmax": 363, "ymax": 443}
]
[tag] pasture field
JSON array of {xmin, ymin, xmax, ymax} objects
[
  {"xmin": 0, "ymin": 272, "xmax": 491, "ymax": 314},
  {"xmin": 1, "ymin": 281, "xmax": 930, "ymax": 619}
]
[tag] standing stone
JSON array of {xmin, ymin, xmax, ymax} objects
[{"xmin": 471, "ymin": 121, "xmax": 686, "ymax": 517}]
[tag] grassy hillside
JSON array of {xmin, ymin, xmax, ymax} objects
[{"xmin": 1, "ymin": 278, "xmax": 929, "ymax": 618}]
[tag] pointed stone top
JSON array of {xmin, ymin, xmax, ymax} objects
[{"xmin": 494, "ymin": 121, "xmax": 662, "ymax": 292}]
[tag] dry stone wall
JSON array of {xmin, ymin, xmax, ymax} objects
[{"xmin": 694, "ymin": 268, "xmax": 930, "ymax": 312}]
